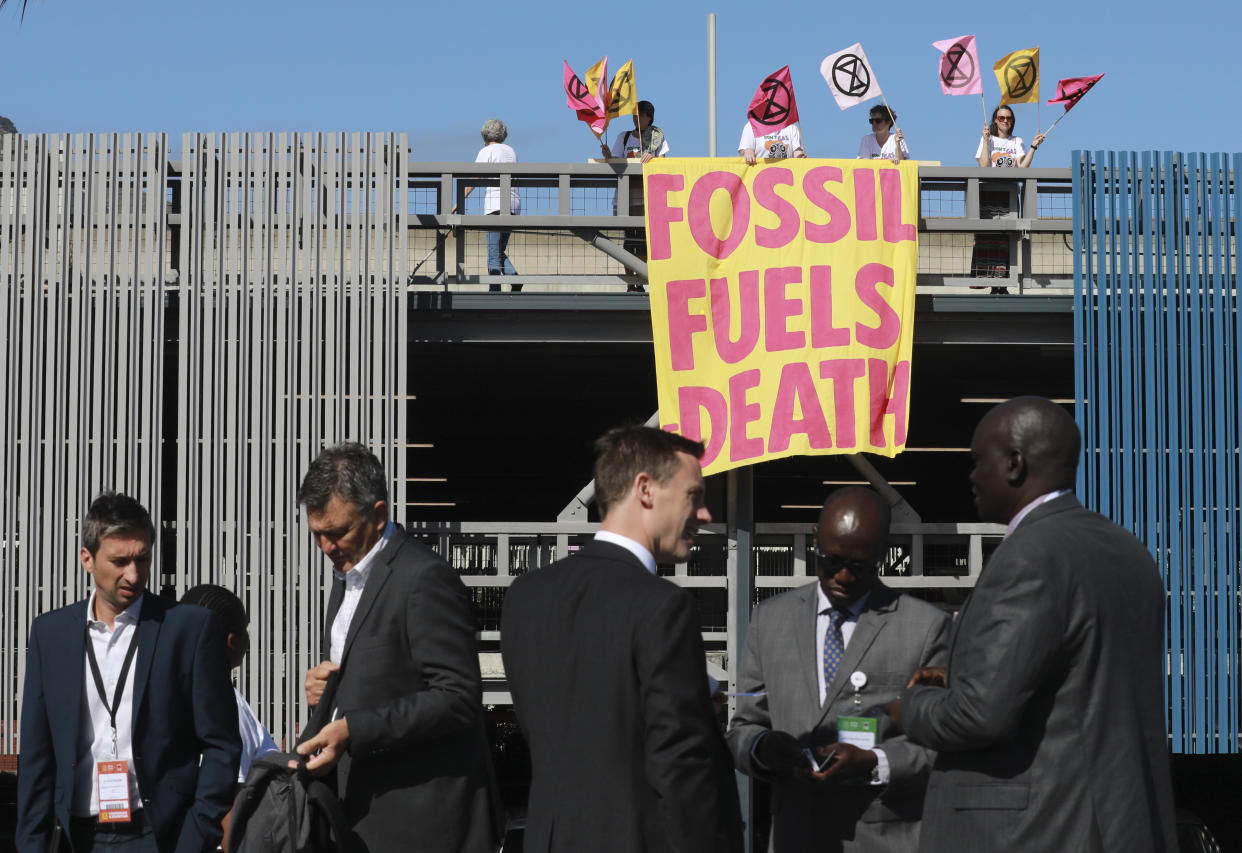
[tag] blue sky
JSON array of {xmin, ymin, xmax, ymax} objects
[{"xmin": 1, "ymin": 0, "xmax": 1234, "ymax": 167}]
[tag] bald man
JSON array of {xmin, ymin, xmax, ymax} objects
[
  {"xmin": 892, "ymin": 397, "xmax": 1177, "ymax": 852},
  {"xmin": 727, "ymin": 487, "xmax": 949, "ymax": 853}
]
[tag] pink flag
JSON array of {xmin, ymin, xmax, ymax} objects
[
  {"xmin": 563, "ymin": 60, "xmax": 607, "ymax": 135},
  {"xmin": 1048, "ymin": 74, "xmax": 1105, "ymax": 111},
  {"xmin": 747, "ymin": 65, "xmax": 800, "ymax": 137},
  {"xmin": 931, "ymin": 35, "xmax": 982, "ymax": 95}
]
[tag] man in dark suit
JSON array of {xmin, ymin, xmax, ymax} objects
[
  {"xmin": 294, "ymin": 443, "xmax": 499, "ymax": 853},
  {"xmin": 727, "ymin": 487, "xmax": 949, "ymax": 853},
  {"xmin": 17, "ymin": 493, "xmax": 241, "ymax": 853},
  {"xmin": 891, "ymin": 397, "xmax": 1178, "ymax": 851},
  {"xmin": 500, "ymin": 425, "xmax": 743, "ymax": 853}
]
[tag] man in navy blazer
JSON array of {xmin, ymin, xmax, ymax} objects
[{"xmin": 17, "ymin": 493, "xmax": 241, "ymax": 853}]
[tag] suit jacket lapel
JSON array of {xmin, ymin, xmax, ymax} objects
[
  {"xmin": 130, "ymin": 592, "xmax": 163, "ymax": 730},
  {"xmin": 794, "ymin": 585, "xmax": 821, "ymax": 713},
  {"xmin": 323, "ymin": 577, "xmax": 345, "ymax": 655},
  {"xmin": 337, "ymin": 528, "xmax": 402, "ymax": 668}
]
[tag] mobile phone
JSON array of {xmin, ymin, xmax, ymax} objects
[{"xmin": 803, "ymin": 747, "xmax": 837, "ymax": 772}]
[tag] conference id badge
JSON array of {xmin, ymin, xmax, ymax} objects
[
  {"xmin": 837, "ymin": 716, "xmax": 878, "ymax": 750},
  {"xmin": 96, "ymin": 760, "xmax": 132, "ymax": 823}
]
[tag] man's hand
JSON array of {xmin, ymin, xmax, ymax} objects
[
  {"xmin": 753, "ymin": 730, "xmax": 803, "ymax": 774},
  {"xmin": 907, "ymin": 666, "xmax": 947, "ymax": 688},
  {"xmin": 809, "ymin": 742, "xmax": 877, "ymax": 783},
  {"xmin": 295, "ymin": 717, "xmax": 350, "ymax": 776},
  {"xmin": 304, "ymin": 660, "xmax": 339, "ymax": 707},
  {"xmin": 640, "ymin": 152, "xmax": 655, "ymax": 164},
  {"xmin": 600, "ymin": 143, "xmax": 611, "ymax": 159}
]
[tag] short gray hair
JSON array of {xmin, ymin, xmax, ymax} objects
[
  {"xmin": 297, "ymin": 442, "xmax": 389, "ymax": 515},
  {"xmin": 481, "ymin": 118, "xmax": 508, "ymax": 144}
]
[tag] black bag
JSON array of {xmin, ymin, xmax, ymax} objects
[{"xmin": 228, "ymin": 753, "xmax": 355, "ymax": 853}]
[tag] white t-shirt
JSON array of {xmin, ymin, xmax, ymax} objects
[
  {"xmin": 858, "ymin": 133, "xmax": 910, "ymax": 160},
  {"xmin": 738, "ymin": 122, "xmax": 804, "ymax": 160},
  {"xmin": 976, "ymin": 135, "xmax": 1026, "ymax": 168},
  {"xmin": 235, "ymin": 687, "xmax": 279, "ymax": 782},
  {"xmin": 474, "ymin": 143, "xmax": 521, "ymax": 214},
  {"xmin": 609, "ymin": 128, "xmax": 670, "ymax": 158}
]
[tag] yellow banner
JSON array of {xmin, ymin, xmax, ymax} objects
[
  {"xmin": 644, "ymin": 158, "xmax": 919, "ymax": 475},
  {"xmin": 608, "ymin": 59, "xmax": 637, "ymax": 118},
  {"xmin": 993, "ymin": 47, "xmax": 1039, "ymax": 105}
]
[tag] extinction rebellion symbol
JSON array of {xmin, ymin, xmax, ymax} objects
[
  {"xmin": 1003, "ymin": 56, "xmax": 1036, "ymax": 99},
  {"xmin": 831, "ymin": 54, "xmax": 872, "ymax": 98},
  {"xmin": 941, "ymin": 43, "xmax": 976, "ymax": 89},
  {"xmin": 749, "ymin": 77, "xmax": 793, "ymax": 128}
]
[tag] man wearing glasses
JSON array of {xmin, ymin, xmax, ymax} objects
[{"xmin": 726, "ymin": 487, "xmax": 949, "ymax": 853}]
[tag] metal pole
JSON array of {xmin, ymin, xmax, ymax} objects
[
  {"xmin": 727, "ymin": 465, "xmax": 754, "ymax": 852},
  {"xmin": 707, "ymin": 13, "xmax": 717, "ymax": 157}
]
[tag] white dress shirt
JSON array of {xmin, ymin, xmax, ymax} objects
[
  {"xmin": 593, "ymin": 530, "xmax": 657, "ymax": 575},
  {"xmin": 815, "ymin": 585, "xmax": 889, "ymax": 785},
  {"xmin": 73, "ymin": 591, "xmax": 144, "ymax": 816},
  {"xmin": 329, "ymin": 521, "xmax": 396, "ymax": 664}
]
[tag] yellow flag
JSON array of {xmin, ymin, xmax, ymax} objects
[
  {"xmin": 585, "ymin": 57, "xmax": 609, "ymax": 103},
  {"xmin": 993, "ymin": 47, "xmax": 1039, "ymax": 104},
  {"xmin": 608, "ymin": 59, "xmax": 637, "ymax": 118}
]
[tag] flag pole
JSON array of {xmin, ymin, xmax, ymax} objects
[
  {"xmin": 1043, "ymin": 109, "xmax": 1071, "ymax": 137},
  {"xmin": 981, "ymin": 93, "xmax": 988, "ymax": 128}
]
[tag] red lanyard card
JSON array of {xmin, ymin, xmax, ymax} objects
[{"xmin": 97, "ymin": 760, "xmax": 132, "ymax": 823}]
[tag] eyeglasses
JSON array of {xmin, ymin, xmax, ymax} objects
[
  {"xmin": 996, "ymin": 115, "xmax": 1014, "ymax": 123},
  {"xmin": 812, "ymin": 548, "xmax": 882, "ymax": 576},
  {"xmin": 869, "ymin": 117, "xmax": 889, "ymax": 125}
]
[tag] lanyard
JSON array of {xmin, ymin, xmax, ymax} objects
[{"xmin": 84, "ymin": 621, "xmax": 140, "ymax": 758}]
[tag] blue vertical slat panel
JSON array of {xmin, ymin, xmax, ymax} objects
[{"xmin": 1074, "ymin": 150, "xmax": 1241, "ymax": 755}]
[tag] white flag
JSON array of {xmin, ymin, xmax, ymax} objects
[{"xmin": 820, "ymin": 43, "xmax": 883, "ymax": 110}]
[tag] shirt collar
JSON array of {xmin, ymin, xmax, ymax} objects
[
  {"xmin": 332, "ymin": 521, "xmax": 397, "ymax": 585},
  {"xmin": 593, "ymin": 530, "xmax": 657, "ymax": 575},
  {"xmin": 816, "ymin": 583, "xmax": 870, "ymax": 618},
  {"xmin": 85, "ymin": 589, "xmax": 144, "ymax": 629},
  {"xmin": 1006, "ymin": 489, "xmax": 1072, "ymax": 538}
]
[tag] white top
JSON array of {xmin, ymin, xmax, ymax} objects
[
  {"xmin": 474, "ymin": 143, "xmax": 521, "ymax": 215},
  {"xmin": 976, "ymin": 134, "xmax": 1026, "ymax": 168},
  {"xmin": 74, "ymin": 592, "xmax": 144, "ymax": 816},
  {"xmin": 858, "ymin": 133, "xmax": 910, "ymax": 160},
  {"xmin": 234, "ymin": 687, "xmax": 279, "ymax": 782},
  {"xmin": 738, "ymin": 122, "xmax": 804, "ymax": 160},
  {"xmin": 1006, "ymin": 489, "xmax": 1073, "ymax": 537},
  {"xmin": 609, "ymin": 128, "xmax": 670, "ymax": 158},
  {"xmin": 815, "ymin": 585, "xmax": 889, "ymax": 784},
  {"xmin": 329, "ymin": 521, "xmax": 397, "ymax": 664},
  {"xmin": 593, "ymin": 530, "xmax": 657, "ymax": 575}
]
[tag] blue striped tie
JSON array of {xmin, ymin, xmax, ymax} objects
[{"xmin": 823, "ymin": 608, "xmax": 845, "ymax": 695}]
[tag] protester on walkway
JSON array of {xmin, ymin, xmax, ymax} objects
[
  {"xmin": 471, "ymin": 118, "xmax": 522, "ymax": 290},
  {"xmin": 739, "ymin": 120, "xmax": 805, "ymax": 164},
  {"xmin": 858, "ymin": 104, "xmax": 909, "ymax": 162},
  {"xmin": 601, "ymin": 100, "xmax": 669, "ymax": 163},
  {"xmin": 976, "ymin": 106, "xmax": 1045, "ymax": 168}
]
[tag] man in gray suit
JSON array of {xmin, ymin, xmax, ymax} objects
[
  {"xmin": 892, "ymin": 397, "xmax": 1177, "ymax": 851},
  {"xmin": 727, "ymin": 487, "xmax": 950, "ymax": 853}
]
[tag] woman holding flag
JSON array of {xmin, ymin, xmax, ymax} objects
[
  {"xmin": 601, "ymin": 100, "xmax": 668, "ymax": 163},
  {"xmin": 858, "ymin": 104, "xmax": 909, "ymax": 162},
  {"xmin": 977, "ymin": 106, "xmax": 1046, "ymax": 168}
]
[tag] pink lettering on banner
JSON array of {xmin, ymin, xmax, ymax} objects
[
  {"xmin": 763, "ymin": 267, "xmax": 805, "ymax": 352},
  {"xmin": 819, "ymin": 359, "xmax": 867, "ymax": 448},
  {"xmin": 809, "ymin": 265, "xmax": 850, "ymax": 348},
  {"xmin": 688, "ymin": 171, "xmax": 749, "ymax": 260},
  {"xmin": 854, "ymin": 263, "xmax": 900, "ymax": 349},
  {"xmin": 752, "ymin": 168, "xmax": 799, "ymax": 250},
  {"xmin": 880, "ymin": 169, "xmax": 916, "ymax": 243},
  {"xmin": 710, "ymin": 273, "xmax": 760, "ymax": 364},
  {"xmin": 868, "ymin": 358, "xmax": 911, "ymax": 447},
  {"xmin": 728, "ymin": 369, "xmax": 764, "ymax": 461},
  {"xmin": 853, "ymin": 168, "xmax": 878, "ymax": 241},
  {"xmin": 802, "ymin": 166, "xmax": 851, "ymax": 244},
  {"xmin": 667, "ymin": 279, "xmax": 707, "ymax": 370},
  {"xmin": 768, "ymin": 362, "xmax": 832, "ymax": 453},
  {"xmin": 645, "ymin": 173, "xmax": 685, "ymax": 261},
  {"xmin": 672, "ymin": 386, "xmax": 728, "ymax": 467}
]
